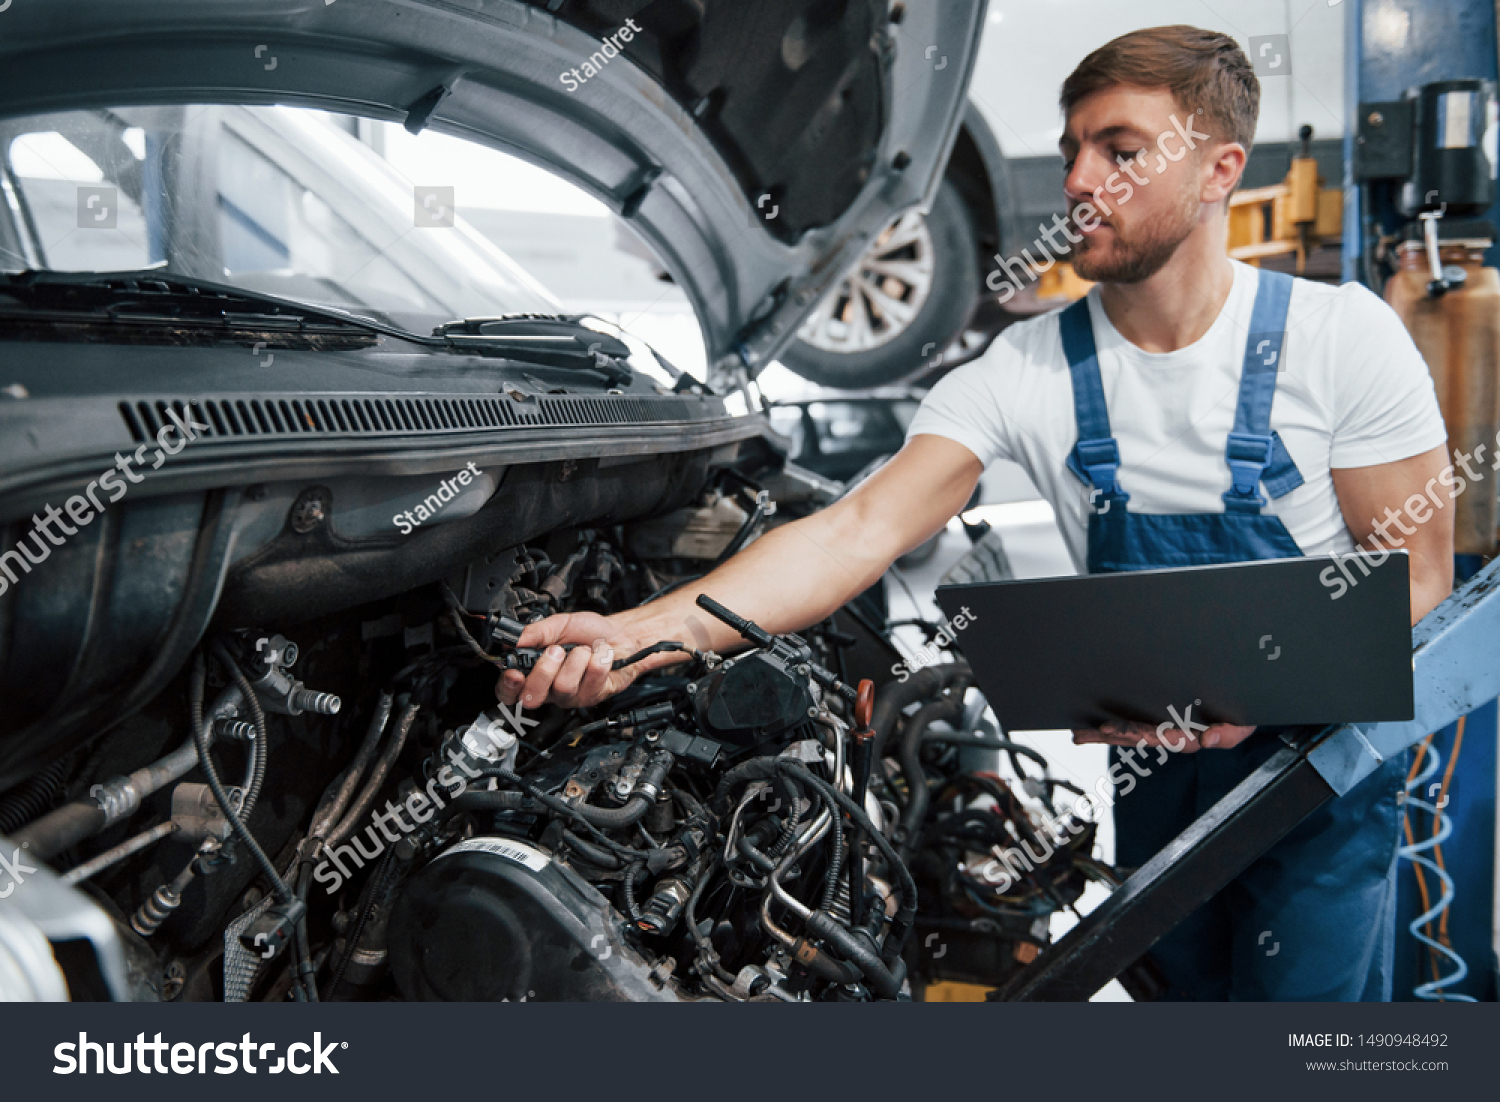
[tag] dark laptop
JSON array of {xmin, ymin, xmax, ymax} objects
[{"xmin": 934, "ymin": 552, "xmax": 1413, "ymax": 732}]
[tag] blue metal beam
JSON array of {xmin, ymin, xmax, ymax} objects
[
  {"xmin": 1341, "ymin": 0, "xmax": 1363, "ymax": 285},
  {"xmin": 1309, "ymin": 556, "xmax": 1500, "ymax": 794}
]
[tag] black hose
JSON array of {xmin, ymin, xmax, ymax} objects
[
  {"xmin": 621, "ymin": 861, "xmax": 647, "ymax": 921},
  {"xmin": 868, "ymin": 661, "xmax": 970, "ymax": 762},
  {"xmin": 714, "ymin": 758, "xmax": 918, "ymax": 964},
  {"xmin": 293, "ymin": 862, "xmax": 317, "ymax": 1002},
  {"xmin": 897, "ymin": 697, "xmax": 964, "ymax": 858},
  {"xmin": 189, "ymin": 653, "xmax": 292, "ymax": 902},
  {"xmin": 685, "ymin": 858, "xmax": 738, "ymax": 984},
  {"xmin": 794, "ymin": 937, "xmax": 863, "ymax": 985},
  {"xmin": 210, "ymin": 642, "xmax": 268, "ymax": 819},
  {"xmin": 325, "ymin": 701, "xmax": 419, "ymax": 849},
  {"xmin": 712, "ymin": 760, "xmax": 790, "ymax": 819},
  {"xmin": 0, "ymin": 756, "xmax": 71, "ymax": 836},
  {"xmin": 612, "ymin": 641, "xmax": 689, "ymax": 669},
  {"xmin": 562, "ymin": 830, "xmax": 624, "ymax": 868},
  {"xmin": 760, "ymin": 774, "xmax": 804, "ymax": 859},
  {"xmin": 326, "ymin": 847, "xmax": 396, "ymax": 999},
  {"xmin": 642, "ymin": 573, "xmax": 703, "ymax": 605},
  {"xmin": 431, "ymin": 790, "xmax": 536, "ymax": 822},
  {"xmin": 805, "ymin": 910, "xmax": 900, "ymax": 999},
  {"xmin": 470, "ymin": 766, "xmax": 649, "ymax": 861},
  {"xmin": 714, "ymin": 492, "xmax": 770, "ymax": 564},
  {"xmin": 736, "ymin": 834, "xmax": 777, "ymax": 873},
  {"xmin": 819, "ymin": 804, "xmax": 844, "ymax": 913},
  {"xmin": 309, "ymin": 692, "xmax": 393, "ymax": 842},
  {"xmin": 486, "ymin": 752, "xmax": 668, "ymax": 830},
  {"xmin": 573, "ymin": 794, "xmax": 652, "ymax": 828},
  {"xmin": 920, "ymin": 730, "xmax": 1049, "ymax": 767}
]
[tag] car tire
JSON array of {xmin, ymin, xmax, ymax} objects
[{"xmin": 779, "ymin": 177, "xmax": 979, "ymax": 390}]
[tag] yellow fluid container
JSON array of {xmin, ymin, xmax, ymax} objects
[{"xmin": 1384, "ymin": 241, "xmax": 1500, "ymax": 555}]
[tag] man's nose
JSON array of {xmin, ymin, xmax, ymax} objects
[{"xmin": 1064, "ymin": 147, "xmax": 1111, "ymax": 203}]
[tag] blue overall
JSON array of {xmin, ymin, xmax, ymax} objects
[{"xmin": 1062, "ymin": 271, "xmax": 1407, "ymax": 1000}]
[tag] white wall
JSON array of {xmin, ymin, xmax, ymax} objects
[{"xmin": 970, "ymin": 0, "xmax": 1346, "ymax": 157}]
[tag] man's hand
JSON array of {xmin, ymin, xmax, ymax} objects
[
  {"xmin": 495, "ymin": 435, "xmax": 983, "ymax": 710},
  {"xmin": 1072, "ymin": 718, "xmax": 1256, "ymax": 753},
  {"xmin": 494, "ymin": 611, "xmax": 688, "ymax": 710}
]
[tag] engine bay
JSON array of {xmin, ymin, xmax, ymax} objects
[{"xmin": 2, "ymin": 474, "xmax": 1115, "ymax": 1003}]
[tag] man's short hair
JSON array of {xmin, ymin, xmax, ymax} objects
[{"xmin": 1060, "ymin": 25, "xmax": 1260, "ymax": 154}]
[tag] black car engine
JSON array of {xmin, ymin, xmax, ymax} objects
[{"xmin": 0, "ymin": 495, "xmax": 1120, "ymax": 1003}]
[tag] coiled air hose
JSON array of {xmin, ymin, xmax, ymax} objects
[{"xmin": 1399, "ymin": 728, "xmax": 1475, "ymax": 1001}]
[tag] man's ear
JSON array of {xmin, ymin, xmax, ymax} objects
[{"xmin": 1202, "ymin": 141, "xmax": 1247, "ymax": 205}]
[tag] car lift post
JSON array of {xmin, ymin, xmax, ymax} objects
[{"xmin": 994, "ymin": 557, "xmax": 1500, "ymax": 1001}]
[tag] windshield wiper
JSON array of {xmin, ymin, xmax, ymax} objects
[
  {"xmin": 0, "ymin": 271, "xmax": 640, "ymax": 384},
  {"xmin": 0, "ymin": 268, "xmax": 426, "ymax": 346},
  {"xmin": 433, "ymin": 315, "xmax": 635, "ymax": 384}
]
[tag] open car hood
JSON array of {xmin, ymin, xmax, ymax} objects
[{"xmin": 0, "ymin": 0, "xmax": 987, "ymax": 385}]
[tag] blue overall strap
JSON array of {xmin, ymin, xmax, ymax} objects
[
  {"xmin": 1060, "ymin": 298, "xmax": 1130, "ymax": 504},
  {"xmin": 1223, "ymin": 270, "xmax": 1305, "ymax": 513}
]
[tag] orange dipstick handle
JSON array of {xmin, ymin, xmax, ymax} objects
[{"xmin": 854, "ymin": 679, "xmax": 875, "ymax": 739}]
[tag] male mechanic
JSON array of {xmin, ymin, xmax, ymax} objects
[{"xmin": 498, "ymin": 26, "xmax": 1454, "ymax": 1000}]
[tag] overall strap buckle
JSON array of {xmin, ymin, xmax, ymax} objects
[
  {"xmin": 1060, "ymin": 298, "xmax": 1130, "ymax": 506},
  {"xmin": 1224, "ymin": 270, "xmax": 1304, "ymax": 510},
  {"xmin": 1070, "ymin": 437, "xmax": 1130, "ymax": 504},
  {"xmin": 1222, "ymin": 432, "xmax": 1274, "ymax": 512}
]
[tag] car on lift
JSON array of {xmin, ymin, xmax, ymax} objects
[
  {"xmin": 777, "ymin": 100, "xmax": 1014, "ymax": 390},
  {"xmin": 781, "ymin": 0, "xmax": 1350, "ymax": 390}
]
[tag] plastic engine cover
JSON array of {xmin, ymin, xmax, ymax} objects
[
  {"xmin": 690, "ymin": 651, "xmax": 816, "ymax": 746},
  {"xmin": 387, "ymin": 836, "xmax": 681, "ymax": 1002}
]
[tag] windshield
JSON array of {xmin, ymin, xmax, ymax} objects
[{"xmin": 0, "ymin": 105, "xmax": 560, "ymax": 331}]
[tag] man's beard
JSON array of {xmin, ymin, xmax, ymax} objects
[{"xmin": 1071, "ymin": 186, "xmax": 1198, "ymax": 284}]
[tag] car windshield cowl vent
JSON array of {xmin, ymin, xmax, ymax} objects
[{"xmin": 119, "ymin": 390, "xmax": 728, "ymax": 444}]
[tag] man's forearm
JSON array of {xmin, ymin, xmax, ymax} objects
[
  {"xmin": 500, "ymin": 435, "xmax": 981, "ymax": 708},
  {"xmin": 1409, "ymin": 549, "xmax": 1453, "ymax": 625}
]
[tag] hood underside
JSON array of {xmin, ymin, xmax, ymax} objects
[{"xmin": 0, "ymin": 0, "xmax": 986, "ymax": 382}]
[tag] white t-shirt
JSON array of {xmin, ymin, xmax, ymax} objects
[{"xmin": 907, "ymin": 261, "xmax": 1448, "ymax": 573}]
